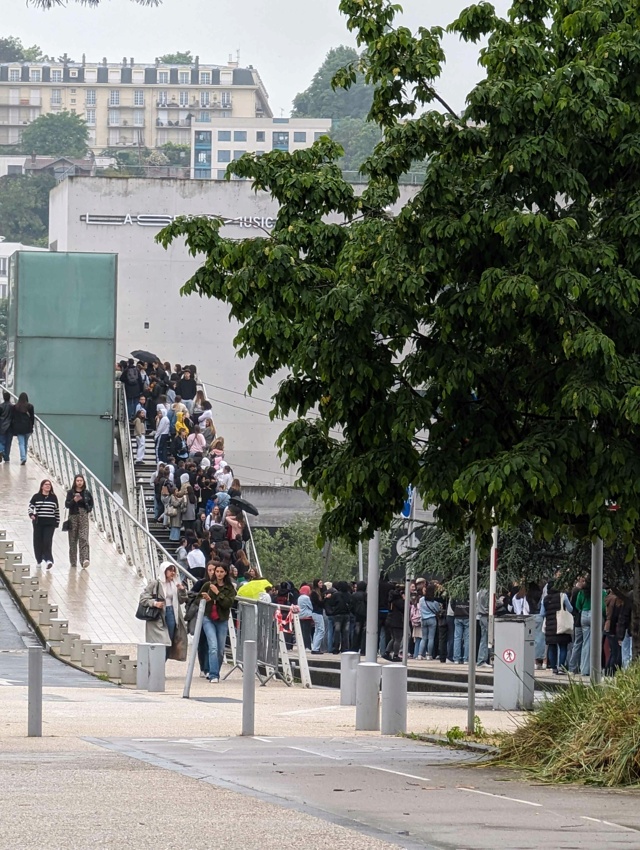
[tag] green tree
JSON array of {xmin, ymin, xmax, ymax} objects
[
  {"xmin": 293, "ymin": 46, "xmax": 373, "ymax": 120},
  {"xmin": 329, "ymin": 117, "xmax": 382, "ymax": 173},
  {"xmin": 159, "ymin": 142, "xmax": 191, "ymax": 165},
  {"xmin": 157, "ymin": 51, "xmax": 193, "ymax": 65},
  {"xmin": 0, "ymin": 37, "xmax": 45, "ymax": 62},
  {"xmin": 21, "ymin": 111, "xmax": 88, "ymax": 158},
  {"xmin": 159, "ymin": 0, "xmax": 640, "ymax": 656},
  {"xmin": 0, "ymin": 173, "xmax": 56, "ymax": 246}
]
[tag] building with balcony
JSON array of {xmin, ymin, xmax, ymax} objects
[
  {"xmin": 0, "ymin": 57, "xmax": 272, "ymax": 152},
  {"xmin": 191, "ymin": 117, "xmax": 332, "ymax": 179}
]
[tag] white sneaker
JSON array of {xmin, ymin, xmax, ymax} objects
[
  {"xmin": 416, "ymin": 655, "xmax": 424, "ymax": 660},
  {"xmin": 199, "ymin": 671, "xmax": 206, "ymax": 678},
  {"xmin": 425, "ymin": 655, "xmax": 433, "ymax": 660},
  {"xmin": 45, "ymin": 561, "xmax": 53, "ymax": 570},
  {"xmin": 82, "ymin": 560, "xmax": 90, "ymax": 568}
]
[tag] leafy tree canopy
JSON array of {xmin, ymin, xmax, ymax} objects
[
  {"xmin": 158, "ymin": 0, "xmax": 640, "ymax": 618},
  {"xmin": 327, "ymin": 116, "xmax": 382, "ymax": 173},
  {"xmin": 0, "ymin": 36, "xmax": 46, "ymax": 62},
  {"xmin": 293, "ymin": 45, "xmax": 373, "ymax": 120},
  {"xmin": 0, "ymin": 173, "xmax": 56, "ymax": 246},
  {"xmin": 157, "ymin": 51, "xmax": 193, "ymax": 65},
  {"xmin": 21, "ymin": 111, "xmax": 88, "ymax": 158},
  {"xmin": 159, "ymin": 142, "xmax": 191, "ymax": 164}
]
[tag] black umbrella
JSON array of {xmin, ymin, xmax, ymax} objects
[
  {"xmin": 230, "ymin": 496, "xmax": 259, "ymax": 517},
  {"xmin": 131, "ymin": 349, "xmax": 160, "ymax": 364}
]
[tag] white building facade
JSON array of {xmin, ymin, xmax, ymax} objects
[{"xmin": 0, "ymin": 239, "xmax": 47, "ymax": 300}]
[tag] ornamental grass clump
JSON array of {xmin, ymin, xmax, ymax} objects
[{"xmin": 496, "ymin": 663, "xmax": 640, "ymax": 786}]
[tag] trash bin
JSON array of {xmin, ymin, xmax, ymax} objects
[{"xmin": 493, "ymin": 616, "xmax": 535, "ymax": 711}]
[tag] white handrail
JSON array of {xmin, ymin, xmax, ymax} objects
[
  {"xmin": 115, "ymin": 380, "xmax": 139, "ymax": 515},
  {"xmin": 1, "ymin": 383, "xmax": 187, "ymax": 584}
]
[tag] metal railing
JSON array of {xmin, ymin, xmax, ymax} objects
[
  {"xmin": 1, "ymin": 383, "xmax": 182, "ymax": 584},
  {"xmin": 115, "ymin": 381, "xmax": 138, "ymax": 515}
]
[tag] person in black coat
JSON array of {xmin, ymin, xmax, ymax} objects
[
  {"xmin": 384, "ymin": 586, "xmax": 405, "ymax": 661},
  {"xmin": 325, "ymin": 581, "xmax": 352, "ymax": 653},
  {"xmin": 351, "ymin": 581, "xmax": 367, "ymax": 655},
  {"xmin": 11, "ymin": 392, "xmax": 34, "ymax": 465},
  {"xmin": 541, "ymin": 581, "xmax": 574, "ymax": 673}
]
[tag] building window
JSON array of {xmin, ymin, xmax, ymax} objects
[
  {"xmin": 195, "ymin": 131, "xmax": 211, "ymax": 144},
  {"xmin": 233, "ymin": 150, "xmax": 244, "ymax": 160},
  {"xmin": 272, "ymin": 131, "xmax": 289, "ymax": 151},
  {"xmin": 133, "ymin": 109, "xmax": 144, "ymax": 126},
  {"xmin": 86, "ymin": 89, "xmax": 96, "ymax": 106},
  {"xmin": 9, "ymin": 69, "xmax": 20, "ymax": 82},
  {"xmin": 179, "ymin": 90, "xmax": 189, "ymax": 107},
  {"xmin": 51, "ymin": 69, "xmax": 63, "ymax": 83},
  {"xmin": 85, "ymin": 108, "xmax": 96, "ymax": 126},
  {"xmin": 218, "ymin": 130, "xmax": 231, "ymax": 142},
  {"xmin": 0, "ymin": 258, "xmax": 7, "ymax": 277},
  {"xmin": 108, "ymin": 109, "xmax": 120, "ymax": 126},
  {"xmin": 196, "ymin": 150, "xmax": 211, "ymax": 164},
  {"xmin": 134, "ymin": 89, "xmax": 144, "ymax": 106},
  {"xmin": 158, "ymin": 90, "xmax": 168, "ymax": 106},
  {"xmin": 256, "ymin": 131, "xmax": 265, "ymax": 142},
  {"xmin": 198, "ymin": 111, "xmax": 210, "ymax": 122},
  {"xmin": 221, "ymin": 91, "xmax": 231, "ymax": 108},
  {"xmin": 30, "ymin": 69, "xmax": 41, "ymax": 82},
  {"xmin": 109, "ymin": 90, "xmax": 120, "ymax": 106},
  {"xmin": 294, "ymin": 131, "xmax": 307, "ymax": 143},
  {"xmin": 217, "ymin": 169, "xmax": 227, "ymax": 179},
  {"xmin": 7, "ymin": 165, "xmax": 23, "ymax": 176},
  {"xmin": 221, "ymin": 110, "xmax": 231, "ymax": 119},
  {"xmin": 233, "ymin": 130, "xmax": 247, "ymax": 142},
  {"xmin": 200, "ymin": 91, "xmax": 210, "ymax": 107},
  {"xmin": 179, "ymin": 71, "xmax": 190, "ymax": 85},
  {"xmin": 51, "ymin": 89, "xmax": 62, "ymax": 106},
  {"xmin": 217, "ymin": 150, "xmax": 231, "ymax": 163},
  {"xmin": 158, "ymin": 71, "xmax": 169, "ymax": 84},
  {"xmin": 200, "ymin": 71, "xmax": 211, "ymax": 85},
  {"xmin": 314, "ymin": 132, "xmax": 326, "ymax": 141}
]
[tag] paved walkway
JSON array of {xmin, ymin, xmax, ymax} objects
[{"xmin": 0, "ymin": 456, "xmax": 145, "ymax": 645}]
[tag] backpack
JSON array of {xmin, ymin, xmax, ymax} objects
[
  {"xmin": 166, "ymin": 408, "xmax": 177, "ymax": 435},
  {"xmin": 123, "ymin": 365, "xmax": 139, "ymax": 387}
]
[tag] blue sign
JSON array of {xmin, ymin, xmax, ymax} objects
[{"xmin": 401, "ymin": 486, "xmax": 413, "ymax": 518}]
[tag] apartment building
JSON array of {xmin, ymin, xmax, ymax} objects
[
  {"xmin": 0, "ymin": 239, "xmax": 47, "ymax": 300},
  {"xmin": 0, "ymin": 57, "xmax": 272, "ymax": 152},
  {"xmin": 192, "ymin": 117, "xmax": 332, "ymax": 179}
]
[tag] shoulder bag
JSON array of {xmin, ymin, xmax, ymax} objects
[
  {"xmin": 556, "ymin": 594, "xmax": 574, "ymax": 635},
  {"xmin": 135, "ymin": 581, "xmax": 162, "ymax": 621}
]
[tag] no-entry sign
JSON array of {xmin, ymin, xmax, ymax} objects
[{"xmin": 502, "ymin": 649, "xmax": 516, "ymax": 664}]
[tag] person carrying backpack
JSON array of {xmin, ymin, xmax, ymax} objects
[{"xmin": 120, "ymin": 359, "xmax": 143, "ymax": 420}]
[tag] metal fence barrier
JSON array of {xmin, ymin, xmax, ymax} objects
[{"xmin": 224, "ymin": 598, "xmax": 298, "ymax": 686}]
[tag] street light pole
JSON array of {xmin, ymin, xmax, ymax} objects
[
  {"xmin": 488, "ymin": 525, "xmax": 498, "ymax": 658},
  {"xmin": 365, "ymin": 530, "xmax": 381, "ymax": 663},
  {"xmin": 467, "ymin": 531, "xmax": 478, "ymax": 736},
  {"xmin": 590, "ymin": 538, "xmax": 603, "ymax": 684}
]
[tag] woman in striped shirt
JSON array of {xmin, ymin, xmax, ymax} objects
[{"xmin": 28, "ymin": 479, "xmax": 60, "ymax": 570}]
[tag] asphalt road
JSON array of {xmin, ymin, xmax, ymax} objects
[{"xmin": 89, "ymin": 734, "xmax": 640, "ymax": 850}]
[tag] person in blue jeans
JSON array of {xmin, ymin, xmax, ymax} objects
[
  {"xmin": 199, "ymin": 562, "xmax": 236, "ymax": 682},
  {"xmin": 0, "ymin": 391, "xmax": 13, "ymax": 462},
  {"xmin": 10, "ymin": 392, "xmax": 34, "ymax": 465},
  {"xmin": 452, "ymin": 599, "xmax": 470, "ymax": 663},
  {"xmin": 417, "ymin": 584, "xmax": 442, "ymax": 659}
]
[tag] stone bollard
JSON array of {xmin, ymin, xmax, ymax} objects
[
  {"xmin": 340, "ymin": 651, "xmax": 360, "ymax": 706},
  {"xmin": 59, "ymin": 633, "xmax": 80, "ymax": 657},
  {"xmin": 48, "ymin": 620, "xmax": 69, "ymax": 642},
  {"xmin": 355, "ymin": 662, "xmax": 382, "ymax": 731},
  {"xmin": 39, "ymin": 604, "xmax": 58, "ymax": 628},
  {"xmin": 70, "ymin": 639, "xmax": 91, "ymax": 664},
  {"xmin": 93, "ymin": 649, "xmax": 116, "ymax": 674},
  {"xmin": 381, "ymin": 662, "xmax": 408, "ymax": 735},
  {"xmin": 119, "ymin": 660, "xmax": 138, "ymax": 685},
  {"xmin": 137, "ymin": 644, "xmax": 165, "ymax": 692},
  {"xmin": 106, "ymin": 654, "xmax": 129, "ymax": 680},
  {"xmin": 28, "ymin": 591, "xmax": 48, "ymax": 613},
  {"xmin": 19, "ymin": 578, "xmax": 40, "ymax": 599},
  {"xmin": 81, "ymin": 644, "xmax": 102, "ymax": 668}
]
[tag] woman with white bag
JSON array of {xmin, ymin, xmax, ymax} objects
[{"xmin": 541, "ymin": 580, "xmax": 574, "ymax": 674}]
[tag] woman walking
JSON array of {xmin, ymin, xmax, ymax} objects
[
  {"xmin": 28, "ymin": 479, "xmax": 59, "ymax": 569},
  {"xmin": 199, "ymin": 562, "xmax": 236, "ymax": 682},
  {"xmin": 65, "ymin": 474, "xmax": 94, "ymax": 569},
  {"xmin": 139, "ymin": 563, "xmax": 188, "ymax": 661},
  {"xmin": 11, "ymin": 392, "xmax": 35, "ymax": 465}
]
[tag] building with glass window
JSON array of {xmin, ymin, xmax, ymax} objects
[
  {"xmin": 0, "ymin": 57, "xmax": 271, "ymax": 152},
  {"xmin": 191, "ymin": 117, "xmax": 332, "ymax": 179}
]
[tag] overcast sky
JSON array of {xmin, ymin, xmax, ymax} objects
[{"xmin": 5, "ymin": 0, "xmax": 512, "ymax": 116}]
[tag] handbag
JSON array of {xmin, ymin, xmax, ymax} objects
[
  {"xmin": 556, "ymin": 595, "xmax": 574, "ymax": 635},
  {"xmin": 61, "ymin": 515, "xmax": 70, "ymax": 532},
  {"xmin": 135, "ymin": 581, "xmax": 162, "ymax": 621}
]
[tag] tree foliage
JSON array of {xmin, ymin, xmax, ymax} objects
[
  {"xmin": 159, "ymin": 142, "xmax": 191, "ymax": 164},
  {"xmin": 159, "ymin": 0, "xmax": 640, "ymax": 635},
  {"xmin": 293, "ymin": 46, "xmax": 373, "ymax": 120},
  {"xmin": 0, "ymin": 36, "xmax": 46, "ymax": 62},
  {"xmin": 157, "ymin": 51, "xmax": 193, "ymax": 65},
  {"xmin": 21, "ymin": 111, "xmax": 88, "ymax": 158},
  {"xmin": 0, "ymin": 173, "xmax": 56, "ymax": 246}
]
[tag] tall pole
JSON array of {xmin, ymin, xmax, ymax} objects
[
  {"xmin": 358, "ymin": 539, "xmax": 364, "ymax": 582},
  {"xmin": 488, "ymin": 525, "xmax": 499, "ymax": 657},
  {"xmin": 590, "ymin": 538, "xmax": 603, "ymax": 684},
  {"xmin": 467, "ymin": 531, "xmax": 478, "ymax": 736},
  {"xmin": 402, "ymin": 492, "xmax": 416, "ymax": 666},
  {"xmin": 365, "ymin": 530, "xmax": 381, "ymax": 662}
]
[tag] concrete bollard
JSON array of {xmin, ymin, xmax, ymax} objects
[
  {"xmin": 147, "ymin": 644, "xmax": 165, "ymax": 692},
  {"xmin": 136, "ymin": 644, "xmax": 150, "ymax": 689},
  {"xmin": 355, "ymin": 662, "xmax": 382, "ymax": 731},
  {"xmin": 340, "ymin": 651, "xmax": 360, "ymax": 706},
  {"xmin": 70, "ymin": 639, "xmax": 91, "ymax": 663},
  {"xmin": 4, "ymin": 552, "xmax": 23, "ymax": 566},
  {"xmin": 59, "ymin": 633, "xmax": 80, "ymax": 657},
  {"xmin": 381, "ymin": 662, "xmax": 408, "ymax": 735},
  {"xmin": 19, "ymin": 578, "xmax": 40, "ymax": 599},
  {"xmin": 242, "ymin": 640, "xmax": 257, "ymax": 736},
  {"xmin": 119, "ymin": 659, "xmax": 138, "ymax": 685},
  {"xmin": 28, "ymin": 646, "xmax": 43, "ymax": 737},
  {"xmin": 28, "ymin": 591, "xmax": 48, "ymax": 613},
  {"xmin": 93, "ymin": 649, "xmax": 116, "ymax": 673},
  {"xmin": 38, "ymin": 605, "xmax": 58, "ymax": 628},
  {"xmin": 106, "ymin": 654, "xmax": 129, "ymax": 680},
  {"xmin": 81, "ymin": 643, "xmax": 102, "ymax": 668},
  {"xmin": 48, "ymin": 620, "xmax": 69, "ymax": 642},
  {"xmin": 6, "ymin": 566, "xmax": 30, "ymax": 585}
]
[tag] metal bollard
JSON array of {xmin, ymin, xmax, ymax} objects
[
  {"xmin": 183, "ymin": 599, "xmax": 206, "ymax": 699},
  {"xmin": 355, "ymin": 662, "xmax": 382, "ymax": 731},
  {"xmin": 340, "ymin": 651, "xmax": 359, "ymax": 706},
  {"xmin": 147, "ymin": 644, "xmax": 165, "ymax": 692},
  {"xmin": 242, "ymin": 640, "xmax": 257, "ymax": 736},
  {"xmin": 28, "ymin": 646, "xmax": 43, "ymax": 737},
  {"xmin": 381, "ymin": 663, "xmax": 407, "ymax": 735},
  {"xmin": 136, "ymin": 644, "xmax": 150, "ymax": 689}
]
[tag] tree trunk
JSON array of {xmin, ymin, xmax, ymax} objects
[{"xmin": 633, "ymin": 552, "xmax": 640, "ymax": 662}]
